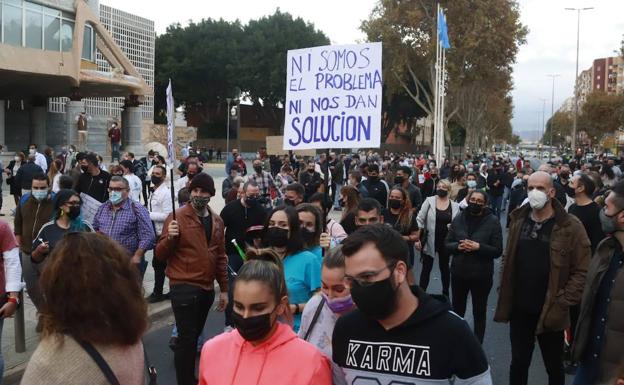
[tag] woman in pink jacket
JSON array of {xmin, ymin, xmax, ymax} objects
[{"xmin": 198, "ymin": 249, "xmax": 332, "ymax": 385}]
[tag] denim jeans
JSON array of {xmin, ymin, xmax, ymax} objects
[
  {"xmin": 111, "ymin": 142, "xmax": 121, "ymax": 162},
  {"xmin": 489, "ymin": 194, "xmax": 503, "ymax": 219},
  {"xmin": 20, "ymin": 252, "xmax": 44, "ymax": 311},
  {"xmin": 573, "ymin": 360, "xmax": 600, "ymax": 385},
  {"xmin": 333, "ymin": 183, "xmax": 343, "ymax": 208}
]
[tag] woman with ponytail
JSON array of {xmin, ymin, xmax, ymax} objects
[
  {"xmin": 198, "ymin": 248, "xmax": 331, "ymax": 385},
  {"xmin": 31, "ymin": 189, "xmax": 93, "ymax": 263}
]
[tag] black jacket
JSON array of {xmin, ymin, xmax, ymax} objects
[
  {"xmin": 15, "ymin": 161, "xmax": 43, "ymax": 189},
  {"xmin": 507, "ymin": 182, "xmax": 527, "ymax": 227},
  {"xmin": 422, "ymin": 177, "xmax": 439, "ymax": 198},
  {"xmin": 445, "ymin": 208, "xmax": 503, "ymax": 279},
  {"xmin": 486, "ymin": 171, "xmax": 505, "ymax": 196},
  {"xmin": 332, "ymin": 286, "xmax": 491, "ymax": 384}
]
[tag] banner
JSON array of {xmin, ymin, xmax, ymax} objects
[
  {"xmin": 166, "ymin": 79, "xmax": 176, "ymax": 165},
  {"xmin": 80, "ymin": 193, "xmax": 102, "ymax": 225},
  {"xmin": 283, "ymin": 42, "xmax": 382, "ymax": 150},
  {"xmin": 266, "ymin": 136, "xmax": 316, "ymax": 156}
]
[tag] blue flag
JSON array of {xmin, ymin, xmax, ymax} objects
[{"xmin": 438, "ymin": 9, "xmax": 451, "ymax": 50}]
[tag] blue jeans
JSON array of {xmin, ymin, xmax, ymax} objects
[
  {"xmin": 333, "ymin": 183, "xmax": 343, "ymax": 208},
  {"xmin": 489, "ymin": 194, "xmax": 503, "ymax": 218},
  {"xmin": 503, "ymin": 186, "xmax": 511, "ymax": 210},
  {"xmin": 112, "ymin": 142, "xmax": 121, "ymax": 161},
  {"xmin": 0, "ymin": 317, "xmax": 4, "ymax": 385},
  {"xmin": 573, "ymin": 360, "xmax": 600, "ymax": 385}
]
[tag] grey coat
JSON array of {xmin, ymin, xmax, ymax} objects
[{"xmin": 416, "ymin": 196, "xmax": 459, "ymax": 256}]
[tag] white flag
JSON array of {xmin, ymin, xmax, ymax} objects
[{"xmin": 166, "ymin": 79, "xmax": 176, "ymax": 165}]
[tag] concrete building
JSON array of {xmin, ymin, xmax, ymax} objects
[
  {"xmin": 0, "ymin": 0, "xmax": 153, "ymax": 155},
  {"xmin": 592, "ymin": 56, "xmax": 624, "ymax": 95}
]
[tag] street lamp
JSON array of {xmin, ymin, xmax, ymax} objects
[
  {"xmin": 565, "ymin": 6, "xmax": 594, "ymax": 151},
  {"xmin": 226, "ymin": 98, "xmax": 232, "ymax": 156},
  {"xmin": 547, "ymin": 74, "xmax": 561, "ymax": 161}
]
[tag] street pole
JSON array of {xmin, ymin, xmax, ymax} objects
[
  {"xmin": 547, "ymin": 74, "xmax": 560, "ymax": 161},
  {"xmin": 539, "ymin": 98, "xmax": 547, "ymax": 159},
  {"xmin": 566, "ymin": 7, "xmax": 594, "ymax": 152},
  {"xmin": 226, "ymin": 98, "xmax": 231, "ymax": 156}
]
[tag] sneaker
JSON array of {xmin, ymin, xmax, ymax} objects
[
  {"xmin": 163, "ymin": 292, "xmax": 170, "ymax": 300},
  {"xmin": 147, "ymin": 293, "xmax": 164, "ymax": 303}
]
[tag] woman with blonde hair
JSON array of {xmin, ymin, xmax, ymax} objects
[
  {"xmin": 47, "ymin": 159, "xmax": 63, "ymax": 193},
  {"xmin": 198, "ymin": 248, "xmax": 331, "ymax": 385},
  {"xmin": 22, "ymin": 233, "xmax": 147, "ymax": 385},
  {"xmin": 416, "ymin": 178, "xmax": 459, "ymax": 296}
]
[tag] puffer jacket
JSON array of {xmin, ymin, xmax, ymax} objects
[
  {"xmin": 572, "ymin": 236, "xmax": 624, "ymax": 383},
  {"xmin": 494, "ymin": 199, "xmax": 590, "ymax": 334},
  {"xmin": 445, "ymin": 208, "xmax": 503, "ymax": 279}
]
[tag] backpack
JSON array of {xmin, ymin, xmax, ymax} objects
[{"xmin": 133, "ymin": 160, "xmax": 148, "ymax": 180}]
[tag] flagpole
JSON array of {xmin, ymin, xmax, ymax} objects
[
  {"xmin": 166, "ymin": 79, "xmax": 177, "ymax": 220},
  {"xmin": 433, "ymin": 2, "xmax": 441, "ymax": 167},
  {"xmin": 440, "ymin": 44, "xmax": 446, "ymax": 165}
]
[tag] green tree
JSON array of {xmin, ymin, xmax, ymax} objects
[
  {"xmin": 154, "ymin": 11, "xmax": 329, "ymax": 130},
  {"xmin": 238, "ymin": 10, "xmax": 329, "ymax": 107},
  {"xmin": 542, "ymin": 111, "xmax": 573, "ymax": 146},
  {"xmin": 580, "ymin": 92, "xmax": 624, "ymax": 138},
  {"xmin": 361, "ymin": 0, "xmax": 527, "ymax": 147}
]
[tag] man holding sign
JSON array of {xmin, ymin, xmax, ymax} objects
[{"xmin": 284, "ymin": 42, "xmax": 382, "ymax": 151}]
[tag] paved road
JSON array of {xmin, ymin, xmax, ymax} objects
[{"xmin": 145, "ymin": 161, "xmax": 575, "ymax": 385}]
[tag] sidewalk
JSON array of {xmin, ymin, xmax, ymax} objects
[{"xmin": 1, "ymin": 163, "xmax": 230, "ymax": 384}]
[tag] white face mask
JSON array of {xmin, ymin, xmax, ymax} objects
[
  {"xmin": 29, "ymin": 149, "xmax": 36, "ymax": 155},
  {"xmin": 528, "ymin": 189, "xmax": 549, "ymax": 210}
]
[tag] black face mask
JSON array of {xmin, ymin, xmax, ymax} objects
[
  {"xmin": 430, "ymin": 174, "xmax": 438, "ymax": 179},
  {"xmin": 368, "ymin": 176, "xmax": 379, "ymax": 183},
  {"xmin": 246, "ymin": 197, "xmax": 259, "ymax": 207},
  {"xmin": 264, "ymin": 227, "xmax": 289, "ymax": 248},
  {"xmin": 284, "ymin": 199, "xmax": 296, "ymax": 207},
  {"xmin": 151, "ymin": 176, "xmax": 163, "ymax": 186},
  {"xmin": 393, "ymin": 176, "xmax": 404, "ymax": 185},
  {"xmin": 350, "ymin": 269, "xmax": 398, "ymax": 320},
  {"xmin": 187, "ymin": 173, "xmax": 196, "ymax": 180},
  {"xmin": 436, "ymin": 189, "xmax": 448, "ymax": 198},
  {"xmin": 565, "ymin": 185, "xmax": 576, "ymax": 198},
  {"xmin": 67, "ymin": 206, "xmax": 81, "ymax": 219},
  {"xmin": 467, "ymin": 203, "xmax": 484, "ymax": 216},
  {"xmin": 302, "ymin": 228, "xmax": 316, "ymax": 244},
  {"xmin": 254, "ymin": 166, "xmax": 263, "ymax": 174},
  {"xmin": 307, "ymin": 168, "xmax": 315, "ymax": 174},
  {"xmin": 80, "ymin": 165, "xmax": 89, "ymax": 173},
  {"xmin": 388, "ymin": 199, "xmax": 402, "ymax": 210},
  {"xmin": 232, "ymin": 309, "xmax": 275, "ymax": 342}
]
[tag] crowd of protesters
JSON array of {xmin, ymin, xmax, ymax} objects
[{"xmin": 0, "ymin": 142, "xmax": 623, "ymax": 385}]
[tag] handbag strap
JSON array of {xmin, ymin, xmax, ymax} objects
[
  {"xmin": 303, "ymin": 296, "xmax": 326, "ymax": 341},
  {"xmin": 76, "ymin": 340, "xmax": 121, "ymax": 385}
]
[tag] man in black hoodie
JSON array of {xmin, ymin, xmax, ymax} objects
[{"xmin": 333, "ymin": 224, "xmax": 492, "ymax": 385}]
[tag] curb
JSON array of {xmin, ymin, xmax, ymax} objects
[{"xmin": 2, "ymin": 301, "xmax": 174, "ymax": 384}]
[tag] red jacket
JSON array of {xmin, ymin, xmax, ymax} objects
[{"xmin": 108, "ymin": 127, "xmax": 121, "ymax": 143}]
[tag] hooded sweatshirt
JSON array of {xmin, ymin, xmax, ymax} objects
[
  {"xmin": 332, "ymin": 286, "xmax": 492, "ymax": 385},
  {"xmin": 198, "ymin": 322, "xmax": 332, "ymax": 385}
]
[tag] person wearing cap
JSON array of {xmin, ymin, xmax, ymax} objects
[
  {"xmin": 219, "ymin": 180, "xmax": 268, "ymax": 330},
  {"xmin": 156, "ymin": 172, "xmax": 229, "ymax": 385},
  {"xmin": 31, "ymin": 189, "xmax": 93, "ymax": 264}
]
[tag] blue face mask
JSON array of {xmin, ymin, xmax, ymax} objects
[
  {"xmin": 109, "ymin": 191, "xmax": 123, "ymax": 205},
  {"xmin": 467, "ymin": 180, "xmax": 477, "ymax": 189},
  {"xmin": 32, "ymin": 190, "xmax": 48, "ymax": 201}
]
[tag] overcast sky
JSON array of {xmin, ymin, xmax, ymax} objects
[{"xmin": 103, "ymin": 0, "xmax": 624, "ymax": 140}]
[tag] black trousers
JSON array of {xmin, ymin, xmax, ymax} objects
[
  {"xmin": 142, "ymin": 180, "xmax": 150, "ymax": 207},
  {"xmin": 509, "ymin": 311, "xmax": 565, "ymax": 385},
  {"xmin": 151, "ymin": 256, "xmax": 167, "ymax": 295},
  {"xmin": 170, "ymin": 284, "xmax": 215, "ymax": 385},
  {"xmin": 420, "ymin": 245, "xmax": 451, "ymax": 295},
  {"xmin": 451, "ymin": 273, "xmax": 493, "ymax": 344}
]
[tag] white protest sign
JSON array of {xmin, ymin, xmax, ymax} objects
[
  {"xmin": 80, "ymin": 193, "xmax": 102, "ymax": 225},
  {"xmin": 283, "ymin": 42, "xmax": 382, "ymax": 150}
]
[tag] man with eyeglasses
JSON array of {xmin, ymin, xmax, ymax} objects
[
  {"xmin": 495, "ymin": 170, "xmax": 590, "ymax": 385},
  {"xmin": 219, "ymin": 180, "xmax": 267, "ymax": 330},
  {"xmin": 332, "ymin": 224, "xmax": 492, "ymax": 385},
  {"xmin": 92, "ymin": 176, "xmax": 155, "ymax": 278}
]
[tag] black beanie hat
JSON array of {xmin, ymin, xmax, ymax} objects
[{"xmin": 188, "ymin": 173, "xmax": 215, "ymax": 196}]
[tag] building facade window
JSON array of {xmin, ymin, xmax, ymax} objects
[
  {"xmin": 60, "ymin": 19, "xmax": 73, "ymax": 51},
  {"xmin": 81, "ymin": 24, "xmax": 94, "ymax": 61},
  {"xmin": 25, "ymin": 7, "xmax": 43, "ymax": 48},
  {"xmin": 44, "ymin": 13, "xmax": 60, "ymax": 51},
  {"xmin": 3, "ymin": 3, "xmax": 23, "ymax": 46}
]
